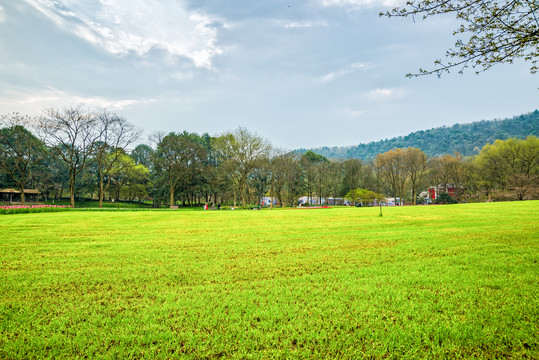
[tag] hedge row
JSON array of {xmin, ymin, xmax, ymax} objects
[{"xmin": 0, "ymin": 205, "xmax": 72, "ymax": 215}]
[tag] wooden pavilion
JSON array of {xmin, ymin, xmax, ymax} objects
[{"xmin": 0, "ymin": 188, "xmax": 40, "ymax": 203}]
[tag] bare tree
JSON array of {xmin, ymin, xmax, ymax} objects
[
  {"xmin": 404, "ymin": 148, "xmax": 428, "ymax": 205},
  {"xmin": 325, "ymin": 161, "xmax": 344, "ymax": 204},
  {"xmin": 374, "ymin": 148, "xmax": 408, "ymax": 205},
  {"xmin": 93, "ymin": 110, "xmax": 141, "ymax": 208},
  {"xmin": 428, "ymin": 152, "xmax": 465, "ymax": 202},
  {"xmin": 342, "ymin": 158, "xmax": 363, "ymax": 195},
  {"xmin": 37, "ymin": 105, "xmax": 103, "ymax": 207},
  {"xmin": 271, "ymin": 151, "xmax": 302, "ymax": 207}
]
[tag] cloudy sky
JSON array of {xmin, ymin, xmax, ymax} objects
[{"xmin": 0, "ymin": 0, "xmax": 536, "ymax": 149}]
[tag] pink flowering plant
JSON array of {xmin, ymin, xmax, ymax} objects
[{"xmin": 0, "ymin": 204, "xmax": 72, "ymax": 215}]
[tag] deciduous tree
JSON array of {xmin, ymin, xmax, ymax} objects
[
  {"xmin": 131, "ymin": 144, "xmax": 154, "ymax": 169},
  {"xmin": 0, "ymin": 114, "xmax": 47, "ymax": 203},
  {"xmin": 345, "ymin": 188, "xmax": 384, "ymax": 206},
  {"xmin": 93, "ymin": 110, "xmax": 141, "ymax": 208},
  {"xmin": 404, "ymin": 147, "xmax": 428, "ymax": 205},
  {"xmin": 300, "ymin": 151, "xmax": 329, "ymax": 205},
  {"xmin": 476, "ymin": 136, "xmax": 539, "ymax": 200},
  {"xmin": 341, "ymin": 158, "xmax": 363, "ymax": 195},
  {"xmin": 213, "ymin": 128, "xmax": 271, "ymax": 207},
  {"xmin": 108, "ymin": 153, "xmax": 149, "ymax": 201},
  {"xmin": 375, "ymin": 149, "xmax": 408, "ymax": 205},
  {"xmin": 37, "ymin": 106, "xmax": 103, "ymax": 207},
  {"xmin": 271, "ymin": 152, "xmax": 302, "ymax": 207},
  {"xmin": 152, "ymin": 132, "xmax": 207, "ymax": 207}
]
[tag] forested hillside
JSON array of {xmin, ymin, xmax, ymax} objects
[{"xmin": 300, "ymin": 111, "xmax": 539, "ymax": 160}]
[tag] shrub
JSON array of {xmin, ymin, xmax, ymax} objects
[
  {"xmin": 0, "ymin": 205, "xmax": 72, "ymax": 215},
  {"xmin": 435, "ymin": 193, "xmax": 458, "ymax": 204}
]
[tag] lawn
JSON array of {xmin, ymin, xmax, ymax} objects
[{"xmin": 0, "ymin": 202, "xmax": 538, "ymax": 359}]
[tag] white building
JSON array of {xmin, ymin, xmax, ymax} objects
[
  {"xmin": 261, "ymin": 197, "xmax": 278, "ymax": 206},
  {"xmin": 384, "ymin": 197, "xmax": 402, "ymax": 206},
  {"xmin": 298, "ymin": 196, "xmax": 349, "ymax": 206}
]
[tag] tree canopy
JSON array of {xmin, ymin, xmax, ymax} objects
[
  {"xmin": 475, "ymin": 136, "xmax": 539, "ymax": 200},
  {"xmin": 0, "ymin": 114, "xmax": 47, "ymax": 203}
]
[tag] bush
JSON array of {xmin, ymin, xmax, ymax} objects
[
  {"xmin": 435, "ymin": 193, "xmax": 458, "ymax": 204},
  {"xmin": 0, "ymin": 205, "xmax": 72, "ymax": 215}
]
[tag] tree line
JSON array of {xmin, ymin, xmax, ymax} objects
[{"xmin": 1, "ymin": 106, "xmax": 538, "ymax": 207}]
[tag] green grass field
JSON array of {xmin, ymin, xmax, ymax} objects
[{"xmin": 1, "ymin": 202, "xmax": 538, "ymax": 359}]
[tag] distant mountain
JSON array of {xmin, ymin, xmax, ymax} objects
[{"xmin": 298, "ymin": 110, "xmax": 539, "ymax": 161}]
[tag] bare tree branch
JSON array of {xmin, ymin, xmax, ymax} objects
[{"xmin": 382, "ymin": 0, "xmax": 539, "ymax": 76}]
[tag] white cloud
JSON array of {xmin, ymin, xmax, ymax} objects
[
  {"xmin": 320, "ymin": 62, "xmax": 368, "ymax": 82},
  {"xmin": 365, "ymin": 88, "xmax": 404, "ymax": 100},
  {"xmin": 346, "ymin": 109, "xmax": 367, "ymax": 117},
  {"xmin": 0, "ymin": 5, "xmax": 6, "ymax": 23},
  {"xmin": 273, "ymin": 20, "xmax": 329, "ymax": 29},
  {"xmin": 21, "ymin": 0, "xmax": 225, "ymax": 68},
  {"xmin": 322, "ymin": 0, "xmax": 401, "ymax": 9},
  {"xmin": 171, "ymin": 72, "xmax": 195, "ymax": 82},
  {"xmin": 0, "ymin": 87, "xmax": 158, "ymax": 111}
]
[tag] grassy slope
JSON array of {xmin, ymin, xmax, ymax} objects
[{"xmin": 0, "ymin": 202, "xmax": 538, "ymax": 359}]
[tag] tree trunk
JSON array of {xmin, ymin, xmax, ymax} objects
[
  {"xmin": 269, "ymin": 181, "xmax": 273, "ymax": 209},
  {"xmin": 104, "ymin": 178, "xmax": 112, "ymax": 205},
  {"xmin": 99, "ymin": 172, "xmax": 104, "ymax": 208},
  {"xmin": 70, "ymin": 173, "xmax": 76, "ymax": 208},
  {"xmin": 19, "ymin": 185, "xmax": 25, "ymax": 204},
  {"xmin": 169, "ymin": 183, "xmax": 175, "ymax": 206}
]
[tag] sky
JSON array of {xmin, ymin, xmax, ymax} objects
[{"xmin": 0, "ymin": 0, "xmax": 537, "ymax": 150}]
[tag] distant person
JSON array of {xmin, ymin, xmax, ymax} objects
[
  {"xmin": 204, "ymin": 203, "xmax": 208, "ymax": 210},
  {"xmin": 217, "ymin": 203, "xmax": 221, "ymax": 210}
]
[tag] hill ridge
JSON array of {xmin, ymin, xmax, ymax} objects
[{"xmin": 298, "ymin": 110, "xmax": 539, "ymax": 160}]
